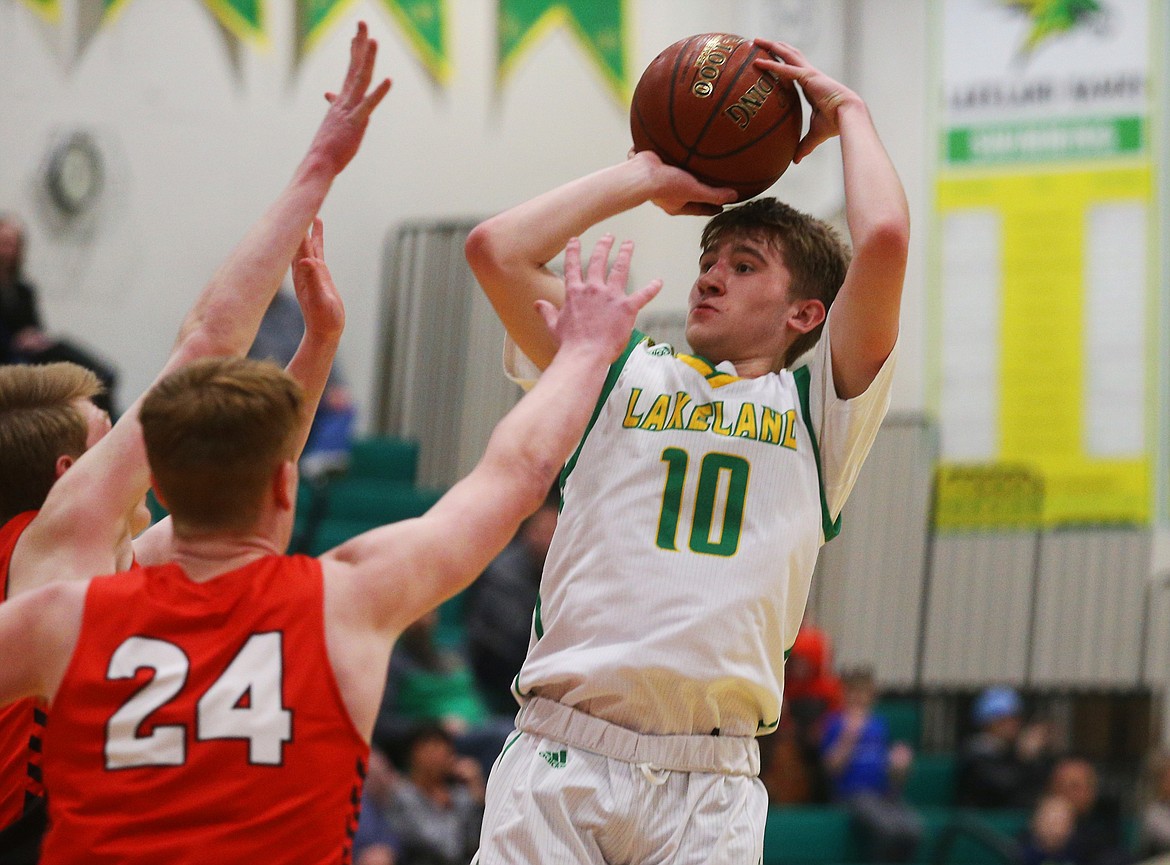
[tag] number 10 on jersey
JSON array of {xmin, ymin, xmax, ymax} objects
[{"xmin": 656, "ymin": 448, "xmax": 749, "ymax": 557}]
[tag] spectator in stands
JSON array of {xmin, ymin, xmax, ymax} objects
[
  {"xmin": 1020, "ymin": 793, "xmax": 1079, "ymax": 865},
  {"xmin": 354, "ymin": 747, "xmax": 404, "ymax": 865},
  {"xmin": 780, "ymin": 619, "xmax": 846, "ymax": 802},
  {"xmin": 380, "ymin": 724, "xmax": 484, "ymax": 865},
  {"xmin": 249, "ymin": 284, "xmax": 356, "ymax": 479},
  {"xmin": 463, "ymin": 485, "xmax": 557, "ymax": 716},
  {"xmin": 1138, "ymin": 750, "xmax": 1170, "ymax": 861},
  {"xmin": 957, "ymin": 685, "xmax": 1055, "ymax": 809},
  {"xmin": 373, "ymin": 609, "xmax": 512, "ymax": 781},
  {"xmin": 1046, "ymin": 756, "xmax": 1131, "ymax": 865},
  {"xmin": 820, "ymin": 666, "xmax": 923, "ymax": 863},
  {"xmin": 0, "ymin": 213, "xmax": 119, "ymax": 413}
]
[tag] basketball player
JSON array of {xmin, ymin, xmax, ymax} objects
[
  {"xmin": 464, "ymin": 40, "xmax": 909, "ymax": 863},
  {"xmin": 0, "ymin": 235, "xmax": 659, "ymax": 863},
  {"xmin": 0, "ymin": 23, "xmax": 387, "ymax": 860}
]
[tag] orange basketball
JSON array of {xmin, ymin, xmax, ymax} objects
[{"xmin": 630, "ymin": 33, "xmax": 802, "ymax": 201}]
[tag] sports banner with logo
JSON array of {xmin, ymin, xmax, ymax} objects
[{"xmin": 932, "ymin": 0, "xmax": 1162, "ymax": 528}]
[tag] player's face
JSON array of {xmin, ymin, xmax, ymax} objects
[{"xmin": 686, "ymin": 235, "xmax": 796, "ymax": 374}]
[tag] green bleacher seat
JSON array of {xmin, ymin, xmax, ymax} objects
[
  {"xmin": 917, "ymin": 807, "xmax": 1027, "ymax": 865},
  {"xmin": 324, "ymin": 479, "xmax": 444, "ymax": 524},
  {"xmin": 348, "ymin": 436, "xmax": 419, "ymax": 484},
  {"xmin": 904, "ymin": 752, "xmax": 958, "ymax": 807},
  {"xmin": 304, "ymin": 517, "xmax": 378, "ymax": 556},
  {"xmin": 876, "ymin": 698, "xmax": 922, "ymax": 748},
  {"xmin": 764, "ymin": 806, "xmax": 857, "ymax": 865}
]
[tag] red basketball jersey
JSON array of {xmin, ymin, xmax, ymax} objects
[
  {"xmin": 0, "ymin": 510, "xmax": 47, "ymax": 832},
  {"xmin": 41, "ymin": 554, "xmax": 369, "ymax": 865}
]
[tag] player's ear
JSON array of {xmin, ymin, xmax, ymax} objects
[
  {"xmin": 787, "ymin": 298, "xmax": 826, "ymax": 335},
  {"xmin": 54, "ymin": 454, "xmax": 75, "ymax": 479},
  {"xmin": 273, "ymin": 461, "xmax": 297, "ymax": 511}
]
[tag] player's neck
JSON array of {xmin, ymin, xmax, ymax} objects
[{"xmin": 168, "ymin": 531, "xmax": 282, "ymax": 583}]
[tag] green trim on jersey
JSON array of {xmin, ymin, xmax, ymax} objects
[
  {"xmin": 533, "ymin": 593, "xmax": 543, "ymax": 639},
  {"xmin": 558, "ymin": 330, "xmax": 647, "ymax": 492},
  {"xmin": 792, "ymin": 365, "xmax": 842, "ymax": 543}
]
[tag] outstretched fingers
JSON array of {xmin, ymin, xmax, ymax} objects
[
  {"xmin": 585, "ymin": 234, "xmax": 617, "ymax": 287},
  {"xmin": 625, "ymin": 278, "xmax": 663, "ymax": 315}
]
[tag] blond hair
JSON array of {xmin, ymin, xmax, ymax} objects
[
  {"xmin": 140, "ymin": 357, "xmax": 302, "ymax": 533},
  {"xmin": 0, "ymin": 362, "xmax": 103, "ymax": 522}
]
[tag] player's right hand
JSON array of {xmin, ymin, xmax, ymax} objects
[{"xmin": 629, "ymin": 150, "xmax": 737, "ymax": 217}]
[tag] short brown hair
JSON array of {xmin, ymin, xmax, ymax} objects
[
  {"xmin": 140, "ymin": 357, "xmax": 302, "ymax": 533},
  {"xmin": 701, "ymin": 198, "xmax": 850, "ymax": 368},
  {"xmin": 0, "ymin": 362, "xmax": 103, "ymax": 523}
]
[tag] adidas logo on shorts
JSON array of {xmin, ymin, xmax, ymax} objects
[{"xmin": 538, "ymin": 749, "xmax": 567, "ymax": 768}]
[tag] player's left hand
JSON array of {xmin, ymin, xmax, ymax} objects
[
  {"xmin": 310, "ymin": 21, "xmax": 393, "ymax": 175},
  {"xmin": 536, "ymin": 235, "xmax": 661, "ymax": 363},
  {"xmin": 292, "ymin": 217, "xmax": 345, "ymax": 342},
  {"xmin": 751, "ymin": 39, "xmax": 862, "ymax": 164}
]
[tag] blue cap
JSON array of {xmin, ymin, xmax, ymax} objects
[{"xmin": 973, "ymin": 686, "xmax": 1022, "ymax": 726}]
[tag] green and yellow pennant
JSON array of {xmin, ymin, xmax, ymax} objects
[
  {"xmin": 498, "ymin": 0, "xmax": 631, "ymax": 102},
  {"xmin": 16, "ymin": 0, "xmax": 62, "ymax": 22},
  {"xmin": 296, "ymin": 0, "xmax": 450, "ymax": 84},
  {"xmin": 203, "ymin": 0, "xmax": 268, "ymax": 48}
]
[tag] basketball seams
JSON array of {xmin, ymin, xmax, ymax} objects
[
  {"xmin": 679, "ymin": 40, "xmax": 759, "ymax": 170},
  {"xmin": 630, "ymin": 31, "xmax": 801, "ymax": 199},
  {"xmin": 691, "ymin": 82, "xmax": 800, "ymax": 160}
]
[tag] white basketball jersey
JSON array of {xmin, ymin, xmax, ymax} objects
[{"xmin": 505, "ymin": 321, "xmax": 895, "ymax": 736}]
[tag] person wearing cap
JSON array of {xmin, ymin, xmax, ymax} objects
[{"xmin": 957, "ymin": 686, "xmax": 1056, "ymax": 809}]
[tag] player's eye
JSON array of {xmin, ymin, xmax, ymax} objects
[{"xmin": 735, "ymin": 262, "xmax": 754, "ymax": 273}]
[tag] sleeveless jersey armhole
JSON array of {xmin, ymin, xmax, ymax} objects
[{"xmin": 793, "ymin": 365, "xmax": 842, "ymax": 543}]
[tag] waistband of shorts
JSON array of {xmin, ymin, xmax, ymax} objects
[{"xmin": 514, "ymin": 697, "xmax": 760, "ymax": 777}]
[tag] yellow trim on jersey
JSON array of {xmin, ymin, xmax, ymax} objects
[{"xmin": 676, "ymin": 354, "xmax": 742, "ymax": 388}]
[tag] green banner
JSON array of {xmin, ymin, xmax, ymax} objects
[
  {"xmin": 945, "ymin": 116, "xmax": 1145, "ymax": 165},
  {"xmin": 378, "ymin": 0, "xmax": 449, "ymax": 83},
  {"xmin": 498, "ymin": 0, "xmax": 630, "ymax": 101},
  {"xmin": 204, "ymin": 0, "xmax": 267, "ymax": 46},
  {"xmin": 296, "ymin": 0, "xmax": 449, "ymax": 83}
]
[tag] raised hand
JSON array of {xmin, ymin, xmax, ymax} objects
[
  {"xmin": 310, "ymin": 21, "xmax": 393, "ymax": 175},
  {"xmin": 292, "ymin": 217, "xmax": 344, "ymax": 342},
  {"xmin": 631, "ymin": 150, "xmax": 737, "ymax": 217},
  {"xmin": 752, "ymin": 39, "xmax": 861, "ymax": 164},
  {"xmin": 536, "ymin": 235, "xmax": 661, "ymax": 363}
]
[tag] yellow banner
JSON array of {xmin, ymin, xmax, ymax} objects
[{"xmin": 936, "ymin": 165, "xmax": 1154, "ymax": 526}]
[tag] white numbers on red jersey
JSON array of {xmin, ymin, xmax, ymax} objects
[{"xmin": 104, "ymin": 632, "xmax": 292, "ymax": 770}]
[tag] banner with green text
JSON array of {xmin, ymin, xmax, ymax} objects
[{"xmin": 932, "ymin": 0, "xmax": 1161, "ymax": 528}]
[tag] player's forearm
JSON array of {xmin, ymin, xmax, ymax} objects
[
  {"xmin": 481, "ymin": 342, "xmax": 612, "ymax": 501},
  {"xmin": 471, "ymin": 156, "xmax": 660, "ymax": 274},
  {"xmin": 284, "ymin": 330, "xmax": 342, "ymax": 459},
  {"xmin": 838, "ymin": 101, "xmax": 910, "ymax": 265},
  {"xmin": 169, "ymin": 162, "xmax": 336, "ymax": 370}
]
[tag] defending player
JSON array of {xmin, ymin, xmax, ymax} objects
[
  {"xmin": 0, "ymin": 23, "xmax": 387, "ymax": 860},
  {"xmin": 0, "ymin": 235, "xmax": 659, "ymax": 863},
  {"xmin": 464, "ymin": 41, "xmax": 909, "ymax": 862}
]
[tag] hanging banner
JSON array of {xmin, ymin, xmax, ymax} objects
[
  {"xmin": 15, "ymin": 0, "xmax": 61, "ymax": 20},
  {"xmin": 295, "ymin": 0, "xmax": 449, "ymax": 84},
  {"xmin": 932, "ymin": 0, "xmax": 1160, "ymax": 528},
  {"xmin": 203, "ymin": 0, "xmax": 267, "ymax": 47},
  {"xmin": 498, "ymin": 0, "xmax": 630, "ymax": 102}
]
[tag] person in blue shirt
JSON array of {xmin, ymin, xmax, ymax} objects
[{"xmin": 820, "ymin": 666, "xmax": 923, "ymax": 862}]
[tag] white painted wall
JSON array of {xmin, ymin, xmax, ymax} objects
[{"xmin": 0, "ymin": 0, "xmax": 929, "ymax": 423}]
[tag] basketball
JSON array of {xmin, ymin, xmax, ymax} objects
[{"xmin": 630, "ymin": 33, "xmax": 802, "ymax": 201}]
